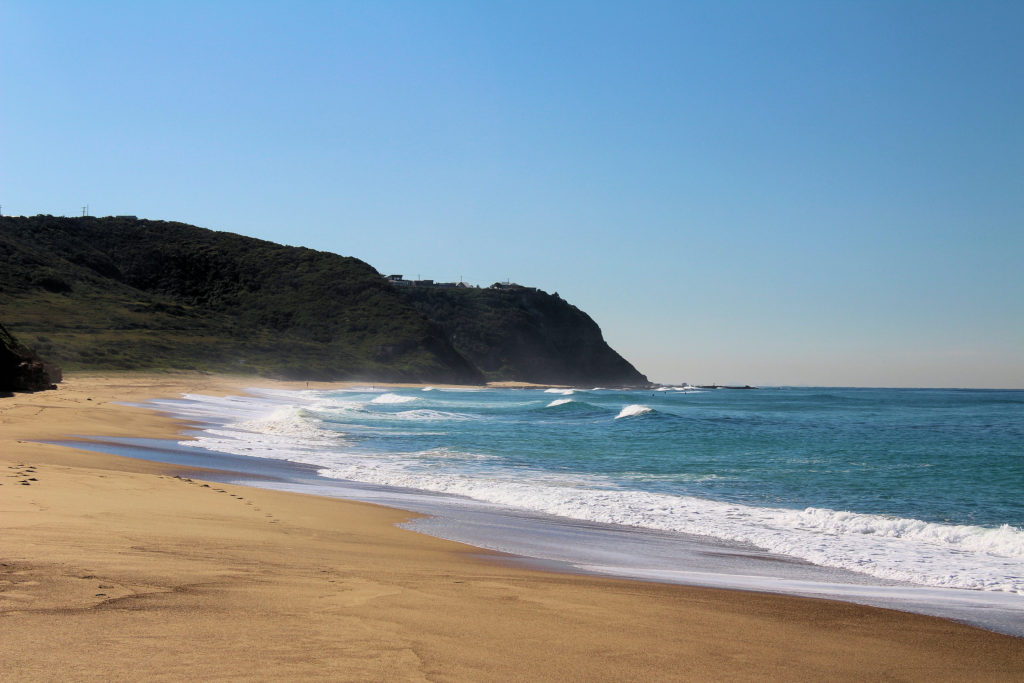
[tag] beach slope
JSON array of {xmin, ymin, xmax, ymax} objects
[{"xmin": 1, "ymin": 374, "xmax": 1022, "ymax": 681}]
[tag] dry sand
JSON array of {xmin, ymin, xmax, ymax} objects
[{"xmin": 1, "ymin": 373, "xmax": 1022, "ymax": 681}]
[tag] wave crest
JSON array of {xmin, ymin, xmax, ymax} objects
[
  {"xmin": 371, "ymin": 393, "xmax": 419, "ymax": 404},
  {"xmin": 546, "ymin": 398, "xmax": 575, "ymax": 408},
  {"xmin": 615, "ymin": 404, "xmax": 653, "ymax": 419}
]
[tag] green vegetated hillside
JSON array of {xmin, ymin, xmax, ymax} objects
[{"xmin": 0, "ymin": 215, "xmax": 648, "ymax": 386}]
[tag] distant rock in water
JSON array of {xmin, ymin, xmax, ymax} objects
[
  {"xmin": 0, "ymin": 215, "xmax": 646, "ymax": 386},
  {"xmin": 0, "ymin": 321, "xmax": 61, "ymax": 393}
]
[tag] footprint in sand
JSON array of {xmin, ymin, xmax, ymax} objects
[
  {"xmin": 170, "ymin": 475, "xmax": 280, "ymax": 523},
  {"xmin": 7, "ymin": 465, "xmax": 39, "ymax": 485}
]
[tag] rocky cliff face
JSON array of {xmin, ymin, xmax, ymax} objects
[
  {"xmin": 0, "ymin": 322, "xmax": 61, "ymax": 393},
  {"xmin": 399, "ymin": 287, "xmax": 649, "ymax": 386}
]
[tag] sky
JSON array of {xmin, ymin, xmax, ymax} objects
[{"xmin": 2, "ymin": 1, "xmax": 1021, "ymax": 387}]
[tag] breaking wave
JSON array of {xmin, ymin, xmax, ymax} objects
[
  {"xmin": 371, "ymin": 393, "xmax": 419, "ymax": 404},
  {"xmin": 164, "ymin": 387, "xmax": 1024, "ymax": 596},
  {"xmin": 615, "ymin": 404, "xmax": 653, "ymax": 419}
]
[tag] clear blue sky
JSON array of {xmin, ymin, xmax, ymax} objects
[{"xmin": 3, "ymin": 1, "xmax": 1021, "ymax": 387}]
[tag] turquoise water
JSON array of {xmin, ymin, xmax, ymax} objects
[
  {"xmin": 165, "ymin": 385, "xmax": 1024, "ymax": 594},
  {"xmin": 313, "ymin": 387, "xmax": 1024, "ymax": 526}
]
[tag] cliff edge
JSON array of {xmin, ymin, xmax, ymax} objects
[
  {"xmin": 400, "ymin": 285, "xmax": 648, "ymax": 386},
  {"xmin": 1, "ymin": 216, "xmax": 646, "ymax": 386}
]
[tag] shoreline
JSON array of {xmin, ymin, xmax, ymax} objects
[
  {"xmin": 2, "ymin": 373, "xmax": 1022, "ymax": 680},
  {"xmin": 65, "ymin": 427, "xmax": 1024, "ymax": 637}
]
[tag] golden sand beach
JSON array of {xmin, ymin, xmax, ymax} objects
[{"xmin": 1, "ymin": 373, "xmax": 1022, "ymax": 681}]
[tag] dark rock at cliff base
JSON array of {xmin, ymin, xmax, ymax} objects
[{"xmin": 0, "ymin": 322, "xmax": 61, "ymax": 392}]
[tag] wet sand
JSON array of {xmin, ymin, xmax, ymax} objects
[{"xmin": 1, "ymin": 373, "xmax": 1022, "ymax": 681}]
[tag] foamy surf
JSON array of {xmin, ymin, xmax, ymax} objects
[
  {"xmin": 393, "ymin": 409, "xmax": 472, "ymax": 422},
  {"xmin": 371, "ymin": 393, "xmax": 419, "ymax": 404},
  {"xmin": 157, "ymin": 386, "xmax": 1024, "ymax": 601},
  {"xmin": 547, "ymin": 398, "xmax": 575, "ymax": 407},
  {"xmin": 615, "ymin": 404, "xmax": 653, "ymax": 419},
  {"xmin": 309, "ymin": 462, "xmax": 1024, "ymax": 593}
]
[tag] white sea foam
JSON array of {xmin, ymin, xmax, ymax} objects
[
  {"xmin": 169, "ymin": 390, "xmax": 1024, "ymax": 595},
  {"xmin": 371, "ymin": 393, "xmax": 419, "ymax": 404},
  {"xmin": 422, "ymin": 386, "xmax": 436, "ymax": 392},
  {"xmin": 547, "ymin": 398, "xmax": 575, "ymax": 407},
  {"xmin": 417, "ymin": 446, "xmax": 497, "ymax": 461},
  {"xmin": 311, "ymin": 461, "xmax": 1024, "ymax": 593},
  {"xmin": 615, "ymin": 404, "xmax": 653, "ymax": 419},
  {"xmin": 392, "ymin": 409, "xmax": 472, "ymax": 422},
  {"xmin": 179, "ymin": 401, "xmax": 348, "ymax": 464},
  {"xmin": 544, "ymin": 388, "xmax": 575, "ymax": 395},
  {"xmin": 237, "ymin": 405, "xmax": 328, "ymax": 438}
]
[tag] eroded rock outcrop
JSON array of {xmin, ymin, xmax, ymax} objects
[{"xmin": 0, "ymin": 322, "xmax": 61, "ymax": 393}]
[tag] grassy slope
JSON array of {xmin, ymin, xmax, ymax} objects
[
  {"xmin": 0, "ymin": 216, "xmax": 481, "ymax": 383},
  {"xmin": 1, "ymin": 215, "xmax": 647, "ymax": 385}
]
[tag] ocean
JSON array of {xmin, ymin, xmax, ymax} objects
[{"xmin": 94, "ymin": 385, "xmax": 1024, "ymax": 634}]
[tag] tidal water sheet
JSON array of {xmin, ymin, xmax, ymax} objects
[{"xmin": 118, "ymin": 386, "xmax": 1024, "ymax": 635}]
